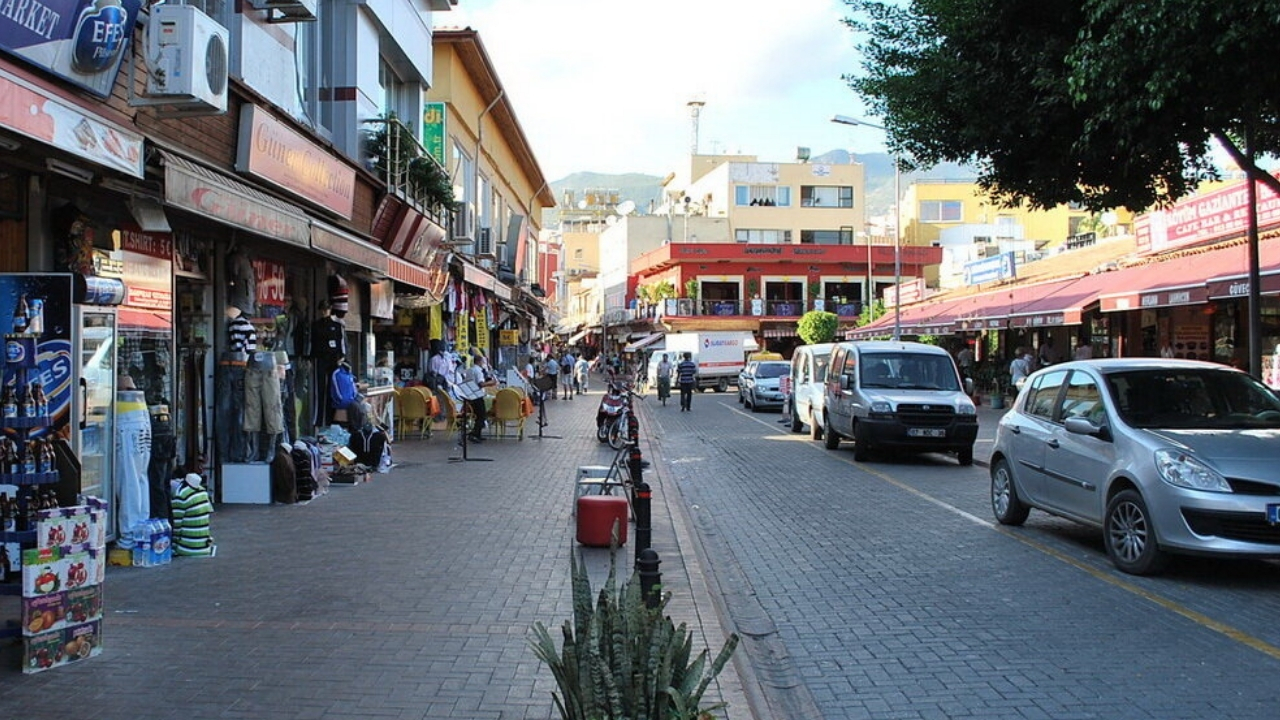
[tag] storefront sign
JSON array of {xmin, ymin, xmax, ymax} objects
[
  {"xmin": 0, "ymin": 0, "xmax": 143, "ymax": 98},
  {"xmin": 236, "ymin": 105, "xmax": 357, "ymax": 220},
  {"xmin": 462, "ymin": 263, "xmax": 512, "ymax": 301},
  {"xmin": 1206, "ymin": 271, "xmax": 1280, "ymax": 299},
  {"xmin": 1136, "ymin": 172, "xmax": 1280, "ymax": 254},
  {"xmin": 964, "ymin": 252, "xmax": 1017, "ymax": 286},
  {"xmin": 0, "ymin": 67, "xmax": 143, "ymax": 176},
  {"xmin": 422, "ymin": 102, "xmax": 446, "ymax": 167},
  {"xmin": 163, "ymin": 152, "xmax": 310, "ymax": 248},
  {"xmin": 117, "ymin": 228, "xmax": 171, "ymax": 311},
  {"xmin": 310, "ymin": 222, "xmax": 388, "ymax": 274}
]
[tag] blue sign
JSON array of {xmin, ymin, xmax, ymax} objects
[
  {"xmin": 0, "ymin": 0, "xmax": 143, "ymax": 98},
  {"xmin": 964, "ymin": 251, "xmax": 1017, "ymax": 286}
]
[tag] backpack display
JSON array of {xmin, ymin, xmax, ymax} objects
[{"xmin": 330, "ymin": 363, "xmax": 358, "ymax": 408}]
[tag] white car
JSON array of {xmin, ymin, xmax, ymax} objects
[{"xmin": 739, "ymin": 360, "xmax": 790, "ymax": 412}]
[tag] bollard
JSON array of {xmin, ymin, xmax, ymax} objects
[
  {"xmin": 628, "ymin": 445, "xmax": 644, "ymax": 487},
  {"xmin": 637, "ymin": 547, "xmax": 662, "ymax": 609},
  {"xmin": 633, "ymin": 481, "xmax": 651, "ymax": 560},
  {"xmin": 626, "ymin": 410, "xmax": 639, "ymax": 444}
]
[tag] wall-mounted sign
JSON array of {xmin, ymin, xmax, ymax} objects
[
  {"xmin": 0, "ymin": 0, "xmax": 144, "ymax": 98},
  {"xmin": 422, "ymin": 102, "xmax": 446, "ymax": 167},
  {"xmin": 963, "ymin": 251, "xmax": 1017, "ymax": 286},
  {"xmin": 0, "ymin": 67, "xmax": 143, "ymax": 176},
  {"xmin": 236, "ymin": 105, "xmax": 356, "ymax": 219}
]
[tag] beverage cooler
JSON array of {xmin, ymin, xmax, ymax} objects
[{"xmin": 1, "ymin": 273, "xmax": 125, "ymax": 542}]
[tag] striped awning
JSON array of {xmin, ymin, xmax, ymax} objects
[{"xmin": 762, "ymin": 327, "xmax": 798, "ymax": 338}]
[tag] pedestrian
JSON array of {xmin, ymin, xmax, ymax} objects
[
  {"xmin": 1010, "ymin": 346, "xmax": 1033, "ymax": 391},
  {"xmin": 676, "ymin": 351, "xmax": 698, "ymax": 411},
  {"xmin": 560, "ymin": 350, "xmax": 576, "ymax": 399},
  {"xmin": 655, "ymin": 353, "xmax": 673, "ymax": 406},
  {"xmin": 574, "ymin": 355, "xmax": 590, "ymax": 394},
  {"xmin": 544, "ymin": 352, "xmax": 560, "ymax": 399},
  {"xmin": 957, "ymin": 344, "xmax": 975, "ymax": 377},
  {"xmin": 1073, "ymin": 338, "xmax": 1093, "ymax": 360},
  {"xmin": 460, "ymin": 349, "xmax": 497, "ymax": 443}
]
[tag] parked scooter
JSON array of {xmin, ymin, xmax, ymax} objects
[{"xmin": 596, "ymin": 382, "xmax": 628, "ymax": 443}]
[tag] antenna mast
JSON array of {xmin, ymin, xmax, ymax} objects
[{"xmin": 687, "ymin": 97, "xmax": 705, "ymax": 156}]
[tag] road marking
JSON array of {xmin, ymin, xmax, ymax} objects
[{"xmin": 839, "ymin": 449, "xmax": 1280, "ymax": 663}]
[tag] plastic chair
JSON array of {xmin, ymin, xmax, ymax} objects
[
  {"xmin": 395, "ymin": 387, "xmax": 431, "ymax": 440},
  {"xmin": 431, "ymin": 387, "xmax": 459, "ymax": 436},
  {"xmin": 490, "ymin": 387, "xmax": 526, "ymax": 440}
]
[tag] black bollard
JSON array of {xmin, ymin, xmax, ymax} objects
[
  {"xmin": 633, "ymin": 481, "xmax": 651, "ymax": 560},
  {"xmin": 637, "ymin": 548, "xmax": 662, "ymax": 609}
]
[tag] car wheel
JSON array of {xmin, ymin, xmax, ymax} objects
[
  {"xmin": 852, "ymin": 422, "xmax": 870, "ymax": 462},
  {"xmin": 957, "ymin": 446, "xmax": 974, "ymax": 466},
  {"xmin": 823, "ymin": 415, "xmax": 840, "ymax": 449},
  {"xmin": 1104, "ymin": 489, "xmax": 1170, "ymax": 575},
  {"xmin": 809, "ymin": 410, "xmax": 823, "ymax": 441},
  {"xmin": 716, "ymin": 378, "xmax": 729, "ymax": 393},
  {"xmin": 789, "ymin": 404, "xmax": 803, "ymax": 433},
  {"xmin": 990, "ymin": 458, "xmax": 1029, "ymax": 525},
  {"xmin": 749, "ymin": 391, "xmax": 761, "ymax": 412},
  {"xmin": 737, "ymin": 390, "xmax": 744, "ymax": 405}
]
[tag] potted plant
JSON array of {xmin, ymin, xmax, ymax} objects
[
  {"xmin": 364, "ymin": 113, "xmax": 454, "ymax": 214},
  {"xmin": 530, "ymin": 543, "xmax": 739, "ymax": 720},
  {"xmin": 684, "ymin": 279, "xmax": 700, "ymax": 314}
]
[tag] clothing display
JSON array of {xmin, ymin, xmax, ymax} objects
[
  {"xmin": 310, "ymin": 314, "xmax": 347, "ymax": 427},
  {"xmin": 171, "ymin": 475, "xmax": 214, "ymax": 556},
  {"xmin": 115, "ymin": 391, "xmax": 152, "ymax": 548},
  {"xmin": 216, "ymin": 353, "xmax": 248, "ymax": 463},
  {"xmin": 243, "ymin": 351, "xmax": 284, "ymax": 434}
]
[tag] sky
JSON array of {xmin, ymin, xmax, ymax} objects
[{"xmin": 440, "ymin": 0, "xmax": 883, "ymax": 182}]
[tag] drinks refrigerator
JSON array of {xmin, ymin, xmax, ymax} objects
[{"xmin": 1, "ymin": 273, "xmax": 123, "ymax": 545}]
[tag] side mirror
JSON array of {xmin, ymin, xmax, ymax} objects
[
  {"xmin": 840, "ymin": 374, "xmax": 853, "ymax": 391},
  {"xmin": 1063, "ymin": 416, "xmax": 1110, "ymax": 441},
  {"xmin": 963, "ymin": 377, "xmax": 975, "ymax": 395}
]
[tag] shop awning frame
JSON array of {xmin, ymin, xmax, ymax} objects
[{"xmin": 623, "ymin": 333, "xmax": 665, "ymax": 353}]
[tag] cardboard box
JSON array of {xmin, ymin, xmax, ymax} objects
[
  {"xmin": 65, "ymin": 585, "xmax": 103, "ymax": 624},
  {"xmin": 22, "ymin": 619, "xmax": 102, "ymax": 674},
  {"xmin": 63, "ymin": 549, "xmax": 91, "ymax": 591},
  {"xmin": 22, "ymin": 546, "xmax": 64, "ymax": 597},
  {"xmin": 22, "ymin": 592, "xmax": 66, "ymax": 635},
  {"xmin": 334, "ymin": 446, "xmax": 357, "ymax": 466}
]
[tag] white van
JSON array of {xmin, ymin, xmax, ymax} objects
[
  {"xmin": 782, "ymin": 343, "xmax": 835, "ymax": 438},
  {"xmin": 821, "ymin": 341, "xmax": 978, "ymax": 465}
]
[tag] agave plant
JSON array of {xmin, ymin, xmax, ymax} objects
[{"xmin": 530, "ymin": 540, "xmax": 739, "ymax": 720}]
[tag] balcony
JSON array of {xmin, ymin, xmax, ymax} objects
[
  {"xmin": 363, "ymin": 114, "xmax": 453, "ymax": 227},
  {"xmin": 653, "ymin": 298, "xmax": 863, "ymax": 318}
]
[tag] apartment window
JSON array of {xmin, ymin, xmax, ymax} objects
[
  {"xmin": 734, "ymin": 229, "xmax": 791, "ymax": 244},
  {"xmin": 734, "ymin": 185, "xmax": 791, "ymax": 207},
  {"xmin": 799, "ymin": 229, "xmax": 852, "ymax": 245},
  {"xmin": 919, "ymin": 200, "xmax": 963, "ymax": 223},
  {"xmin": 453, "ymin": 142, "xmax": 475, "ymax": 216},
  {"xmin": 379, "ymin": 59, "xmax": 415, "ymax": 126},
  {"xmin": 800, "ymin": 186, "xmax": 853, "ymax": 208},
  {"xmin": 296, "ymin": 0, "xmax": 336, "ymax": 136}
]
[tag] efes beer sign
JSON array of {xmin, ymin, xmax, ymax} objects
[{"xmin": 0, "ymin": 0, "xmax": 143, "ymax": 98}]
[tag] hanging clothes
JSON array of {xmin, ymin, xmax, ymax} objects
[{"xmin": 171, "ymin": 475, "xmax": 215, "ymax": 556}]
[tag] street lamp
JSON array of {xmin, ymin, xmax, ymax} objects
[{"xmin": 832, "ymin": 114, "xmax": 901, "ymax": 340}]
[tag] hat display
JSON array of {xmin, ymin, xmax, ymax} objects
[{"xmin": 328, "ymin": 274, "xmax": 349, "ymax": 314}]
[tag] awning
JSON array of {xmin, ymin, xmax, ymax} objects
[
  {"xmin": 762, "ymin": 327, "xmax": 797, "ymax": 338},
  {"xmin": 1100, "ymin": 243, "xmax": 1251, "ymax": 312},
  {"xmin": 160, "ymin": 151, "xmax": 310, "ymax": 247},
  {"xmin": 623, "ymin": 333, "xmax": 665, "ymax": 353},
  {"xmin": 566, "ymin": 327, "xmax": 591, "ymax": 344},
  {"xmin": 118, "ymin": 307, "xmax": 172, "ymax": 334},
  {"xmin": 310, "ymin": 221, "xmax": 389, "ymax": 275},
  {"xmin": 1007, "ymin": 274, "xmax": 1114, "ymax": 328}
]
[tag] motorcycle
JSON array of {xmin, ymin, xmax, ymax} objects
[{"xmin": 596, "ymin": 382, "xmax": 628, "ymax": 443}]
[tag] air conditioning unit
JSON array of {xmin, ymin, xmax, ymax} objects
[
  {"xmin": 450, "ymin": 203, "xmax": 473, "ymax": 243},
  {"xmin": 145, "ymin": 5, "xmax": 229, "ymax": 113},
  {"xmin": 495, "ymin": 242, "xmax": 509, "ymax": 266},
  {"xmin": 476, "ymin": 227, "xmax": 494, "ymax": 257},
  {"xmin": 248, "ymin": 0, "xmax": 318, "ymax": 23}
]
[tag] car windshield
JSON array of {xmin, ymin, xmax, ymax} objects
[
  {"xmin": 1105, "ymin": 368, "xmax": 1280, "ymax": 429},
  {"xmin": 756, "ymin": 363, "xmax": 789, "ymax": 379},
  {"xmin": 859, "ymin": 353, "xmax": 962, "ymax": 391},
  {"xmin": 814, "ymin": 353, "xmax": 831, "ymax": 381}
]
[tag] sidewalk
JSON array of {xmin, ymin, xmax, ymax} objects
[{"xmin": 0, "ymin": 378, "xmax": 750, "ymax": 720}]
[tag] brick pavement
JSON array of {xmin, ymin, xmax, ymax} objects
[{"xmin": 0, "ymin": 376, "xmax": 750, "ymax": 720}]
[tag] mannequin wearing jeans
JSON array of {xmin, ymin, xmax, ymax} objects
[
  {"xmin": 115, "ymin": 387, "xmax": 151, "ymax": 548},
  {"xmin": 219, "ymin": 305, "xmax": 255, "ymax": 462}
]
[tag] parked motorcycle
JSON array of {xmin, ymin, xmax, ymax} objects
[{"xmin": 596, "ymin": 382, "xmax": 628, "ymax": 443}]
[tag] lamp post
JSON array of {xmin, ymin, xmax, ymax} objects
[{"xmin": 832, "ymin": 114, "xmax": 901, "ymax": 340}]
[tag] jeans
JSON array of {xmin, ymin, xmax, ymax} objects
[
  {"xmin": 680, "ymin": 382, "xmax": 695, "ymax": 410},
  {"xmin": 243, "ymin": 354, "xmax": 283, "ymax": 434},
  {"xmin": 216, "ymin": 361, "xmax": 247, "ymax": 463},
  {"xmin": 115, "ymin": 404, "xmax": 152, "ymax": 547}
]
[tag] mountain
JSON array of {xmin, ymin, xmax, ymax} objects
[{"xmin": 546, "ymin": 151, "xmax": 978, "ymax": 223}]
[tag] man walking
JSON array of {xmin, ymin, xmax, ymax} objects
[{"xmin": 676, "ymin": 351, "xmax": 698, "ymax": 412}]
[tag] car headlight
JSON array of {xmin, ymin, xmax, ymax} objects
[
  {"xmin": 957, "ymin": 402, "xmax": 977, "ymax": 416},
  {"xmin": 870, "ymin": 400, "xmax": 892, "ymax": 414},
  {"xmin": 1154, "ymin": 449, "xmax": 1231, "ymax": 492}
]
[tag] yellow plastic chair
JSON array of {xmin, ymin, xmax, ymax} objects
[
  {"xmin": 490, "ymin": 387, "xmax": 526, "ymax": 440},
  {"xmin": 395, "ymin": 387, "xmax": 431, "ymax": 440},
  {"xmin": 432, "ymin": 387, "xmax": 460, "ymax": 436}
]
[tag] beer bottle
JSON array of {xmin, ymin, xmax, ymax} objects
[
  {"xmin": 32, "ymin": 379, "xmax": 46, "ymax": 416},
  {"xmin": 11, "ymin": 293, "xmax": 28, "ymax": 334},
  {"xmin": 1, "ymin": 381, "xmax": 16, "ymax": 419},
  {"xmin": 0, "ymin": 491, "xmax": 13, "ymax": 532},
  {"xmin": 22, "ymin": 381, "xmax": 35, "ymax": 418},
  {"xmin": 0, "ymin": 543, "xmax": 11, "ymax": 583}
]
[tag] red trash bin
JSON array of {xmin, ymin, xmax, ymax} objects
[{"xmin": 576, "ymin": 495, "xmax": 629, "ymax": 546}]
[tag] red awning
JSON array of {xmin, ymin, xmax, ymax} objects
[
  {"xmin": 1100, "ymin": 242, "xmax": 1255, "ymax": 312},
  {"xmin": 1006, "ymin": 274, "xmax": 1115, "ymax": 328},
  {"xmin": 118, "ymin": 307, "xmax": 172, "ymax": 334}
]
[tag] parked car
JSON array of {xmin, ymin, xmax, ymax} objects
[
  {"xmin": 738, "ymin": 360, "xmax": 790, "ymax": 412},
  {"xmin": 822, "ymin": 341, "xmax": 978, "ymax": 464},
  {"xmin": 783, "ymin": 343, "xmax": 835, "ymax": 438},
  {"xmin": 989, "ymin": 358, "xmax": 1280, "ymax": 575}
]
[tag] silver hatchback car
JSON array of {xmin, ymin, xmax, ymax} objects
[{"xmin": 990, "ymin": 358, "xmax": 1280, "ymax": 575}]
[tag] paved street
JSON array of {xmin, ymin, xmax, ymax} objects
[{"xmin": 0, "ymin": 378, "xmax": 748, "ymax": 720}]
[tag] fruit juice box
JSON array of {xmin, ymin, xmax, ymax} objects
[
  {"xmin": 87, "ymin": 546, "xmax": 105, "ymax": 585},
  {"xmin": 21, "ymin": 591, "xmax": 65, "ymax": 636},
  {"xmin": 63, "ymin": 619, "xmax": 102, "ymax": 664},
  {"xmin": 22, "ymin": 546, "xmax": 63, "ymax": 597},
  {"xmin": 63, "ymin": 549, "xmax": 91, "ymax": 591},
  {"xmin": 64, "ymin": 585, "xmax": 103, "ymax": 624},
  {"xmin": 22, "ymin": 627, "xmax": 65, "ymax": 673},
  {"xmin": 36, "ymin": 509, "xmax": 68, "ymax": 550},
  {"xmin": 88, "ymin": 508, "xmax": 106, "ymax": 548},
  {"xmin": 64, "ymin": 505, "xmax": 93, "ymax": 548}
]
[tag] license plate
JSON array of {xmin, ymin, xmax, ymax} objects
[
  {"xmin": 1269, "ymin": 504, "xmax": 1280, "ymax": 525},
  {"xmin": 907, "ymin": 428, "xmax": 946, "ymax": 438}
]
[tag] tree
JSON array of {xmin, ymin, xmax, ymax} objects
[
  {"xmin": 798, "ymin": 311, "xmax": 839, "ymax": 345},
  {"xmin": 843, "ymin": 0, "xmax": 1280, "ymax": 212}
]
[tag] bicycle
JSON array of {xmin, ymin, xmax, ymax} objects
[{"xmin": 606, "ymin": 383, "xmax": 643, "ymax": 450}]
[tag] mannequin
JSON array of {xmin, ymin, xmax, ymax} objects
[
  {"xmin": 309, "ymin": 301, "xmax": 347, "ymax": 428},
  {"xmin": 218, "ymin": 305, "xmax": 255, "ymax": 463},
  {"xmin": 115, "ymin": 375, "xmax": 151, "ymax": 548}
]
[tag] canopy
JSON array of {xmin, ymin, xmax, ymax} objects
[{"xmin": 623, "ymin": 333, "xmax": 665, "ymax": 353}]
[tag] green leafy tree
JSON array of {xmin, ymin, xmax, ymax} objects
[
  {"xmin": 843, "ymin": 0, "xmax": 1280, "ymax": 211},
  {"xmin": 798, "ymin": 310, "xmax": 838, "ymax": 344}
]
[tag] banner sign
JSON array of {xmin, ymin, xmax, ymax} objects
[{"xmin": 0, "ymin": 0, "xmax": 144, "ymax": 98}]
